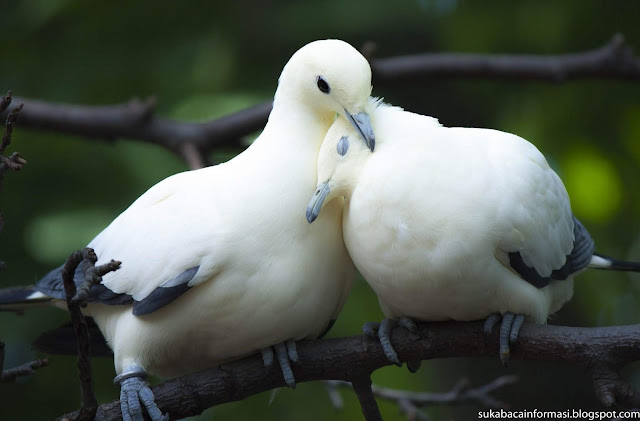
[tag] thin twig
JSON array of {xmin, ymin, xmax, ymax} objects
[
  {"xmin": 326, "ymin": 375, "xmax": 517, "ymax": 421},
  {"xmin": 0, "ymin": 212, "xmax": 5, "ymax": 270},
  {"xmin": 61, "ymin": 250, "xmax": 97, "ymax": 421},
  {"xmin": 1, "ymin": 340, "xmax": 49, "ymax": 384},
  {"xmin": 71, "ymin": 248, "xmax": 121, "ymax": 307},
  {"xmin": 60, "ymin": 248, "xmax": 120, "ymax": 421},
  {"xmin": 327, "ymin": 374, "xmax": 517, "ymax": 415},
  {"xmin": 0, "ymin": 92, "xmax": 25, "ymax": 268},
  {"xmin": 0, "ymin": 100, "xmax": 26, "ymax": 189},
  {"xmin": 0, "ymin": 91, "xmax": 12, "ymax": 114},
  {"xmin": 0, "ymin": 92, "xmax": 46, "ymax": 384},
  {"xmin": 0, "ymin": 103, "xmax": 22, "ymax": 155},
  {"xmin": 0, "ymin": 356, "xmax": 49, "ymax": 383}
]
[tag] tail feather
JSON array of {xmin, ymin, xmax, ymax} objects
[
  {"xmin": 0, "ymin": 286, "xmax": 54, "ymax": 311},
  {"xmin": 589, "ymin": 253, "xmax": 640, "ymax": 272}
]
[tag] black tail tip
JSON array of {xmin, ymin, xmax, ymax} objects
[{"xmin": 0, "ymin": 287, "xmax": 37, "ymax": 305}]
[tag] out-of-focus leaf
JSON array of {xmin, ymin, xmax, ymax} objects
[
  {"xmin": 24, "ymin": 209, "xmax": 114, "ymax": 264},
  {"xmin": 170, "ymin": 93, "xmax": 266, "ymax": 122},
  {"xmin": 562, "ymin": 147, "xmax": 622, "ymax": 223}
]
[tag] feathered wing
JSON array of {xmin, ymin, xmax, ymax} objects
[
  {"xmin": 35, "ymin": 168, "xmax": 228, "ymax": 314},
  {"xmin": 491, "ymin": 131, "xmax": 586, "ymax": 286}
]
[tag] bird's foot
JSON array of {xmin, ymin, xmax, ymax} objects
[
  {"xmin": 261, "ymin": 339, "xmax": 299, "ymax": 388},
  {"xmin": 114, "ymin": 365, "xmax": 168, "ymax": 421},
  {"xmin": 363, "ymin": 317, "xmax": 417, "ymax": 369},
  {"xmin": 483, "ymin": 312, "xmax": 525, "ymax": 366}
]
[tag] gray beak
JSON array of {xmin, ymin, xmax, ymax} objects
[
  {"xmin": 345, "ymin": 111, "xmax": 375, "ymax": 152},
  {"xmin": 306, "ymin": 180, "xmax": 331, "ymax": 223}
]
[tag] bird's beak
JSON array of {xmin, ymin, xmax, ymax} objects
[
  {"xmin": 345, "ymin": 110, "xmax": 375, "ymax": 152},
  {"xmin": 306, "ymin": 180, "xmax": 331, "ymax": 223}
]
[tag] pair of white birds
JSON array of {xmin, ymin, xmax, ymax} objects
[{"xmin": 1, "ymin": 39, "xmax": 639, "ymax": 421}]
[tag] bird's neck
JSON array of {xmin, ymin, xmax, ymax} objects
[
  {"xmin": 258, "ymin": 97, "xmax": 335, "ymax": 153},
  {"xmin": 336, "ymin": 157, "xmax": 368, "ymax": 199}
]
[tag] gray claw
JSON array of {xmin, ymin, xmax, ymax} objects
[
  {"xmin": 378, "ymin": 318, "xmax": 402, "ymax": 366},
  {"xmin": 116, "ymin": 366, "xmax": 168, "ymax": 421},
  {"xmin": 397, "ymin": 317, "xmax": 417, "ymax": 332},
  {"xmin": 365, "ymin": 318, "xmax": 419, "ymax": 368},
  {"xmin": 272, "ymin": 341, "xmax": 297, "ymax": 388},
  {"xmin": 140, "ymin": 386, "xmax": 169, "ymax": 421},
  {"xmin": 362, "ymin": 321, "xmax": 380, "ymax": 337},
  {"xmin": 484, "ymin": 313, "xmax": 501, "ymax": 336},
  {"xmin": 510, "ymin": 314, "xmax": 525, "ymax": 345},
  {"xmin": 262, "ymin": 346, "xmax": 274, "ymax": 368},
  {"xmin": 286, "ymin": 339, "xmax": 299, "ymax": 363},
  {"xmin": 483, "ymin": 312, "xmax": 525, "ymax": 366},
  {"xmin": 499, "ymin": 312, "xmax": 516, "ymax": 366}
]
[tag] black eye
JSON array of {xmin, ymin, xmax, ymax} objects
[{"xmin": 316, "ymin": 76, "xmax": 330, "ymax": 94}]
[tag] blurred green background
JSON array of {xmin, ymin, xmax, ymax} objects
[{"xmin": 1, "ymin": 0, "xmax": 640, "ymax": 419}]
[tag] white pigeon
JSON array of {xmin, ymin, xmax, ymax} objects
[
  {"xmin": 307, "ymin": 98, "xmax": 640, "ymax": 367},
  {"xmin": 0, "ymin": 40, "xmax": 375, "ymax": 421}
]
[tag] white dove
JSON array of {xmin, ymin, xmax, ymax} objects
[
  {"xmin": 307, "ymin": 98, "xmax": 640, "ymax": 368},
  {"xmin": 1, "ymin": 39, "xmax": 375, "ymax": 421}
]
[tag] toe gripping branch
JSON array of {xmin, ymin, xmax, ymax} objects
[
  {"xmin": 363, "ymin": 318, "xmax": 421, "ymax": 372},
  {"xmin": 262, "ymin": 339, "xmax": 299, "ymax": 388},
  {"xmin": 115, "ymin": 365, "xmax": 169, "ymax": 421},
  {"xmin": 484, "ymin": 312, "xmax": 525, "ymax": 366}
]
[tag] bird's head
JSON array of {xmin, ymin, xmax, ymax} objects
[
  {"xmin": 277, "ymin": 39, "xmax": 375, "ymax": 151},
  {"xmin": 306, "ymin": 100, "xmax": 378, "ymax": 223}
]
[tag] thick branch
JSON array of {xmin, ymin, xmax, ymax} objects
[
  {"xmin": 372, "ymin": 33, "xmax": 640, "ymax": 82},
  {"xmin": 59, "ymin": 322, "xmax": 640, "ymax": 421},
  {"xmin": 0, "ymin": 97, "xmax": 271, "ymax": 160},
  {"xmin": 351, "ymin": 376, "xmax": 383, "ymax": 421},
  {"xmin": 2, "ymin": 34, "xmax": 640, "ymax": 167}
]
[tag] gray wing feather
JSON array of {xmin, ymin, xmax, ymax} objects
[
  {"xmin": 132, "ymin": 266, "xmax": 199, "ymax": 316},
  {"xmin": 35, "ymin": 263, "xmax": 133, "ymax": 305},
  {"xmin": 509, "ymin": 215, "xmax": 595, "ymax": 288},
  {"xmin": 35, "ymin": 264, "xmax": 201, "ymax": 314}
]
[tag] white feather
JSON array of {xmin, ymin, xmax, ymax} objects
[
  {"xmin": 76, "ymin": 39, "xmax": 373, "ymax": 377},
  {"xmin": 314, "ymin": 100, "xmax": 576, "ymax": 325}
]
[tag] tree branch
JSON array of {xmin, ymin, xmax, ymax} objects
[
  {"xmin": 0, "ymin": 96, "xmax": 271, "ymax": 168},
  {"xmin": 0, "ymin": 92, "xmax": 26, "ymax": 190},
  {"xmin": 0, "ymin": 97, "xmax": 45, "ymax": 383},
  {"xmin": 58, "ymin": 321, "xmax": 640, "ymax": 421},
  {"xmin": 371, "ymin": 33, "xmax": 640, "ymax": 83},
  {"xmin": 326, "ymin": 374, "xmax": 518, "ymax": 420},
  {"xmin": 2, "ymin": 34, "xmax": 640, "ymax": 168},
  {"xmin": 351, "ymin": 376, "xmax": 384, "ymax": 421},
  {"xmin": 61, "ymin": 248, "xmax": 121, "ymax": 421},
  {"xmin": 0, "ymin": 341, "xmax": 49, "ymax": 384}
]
